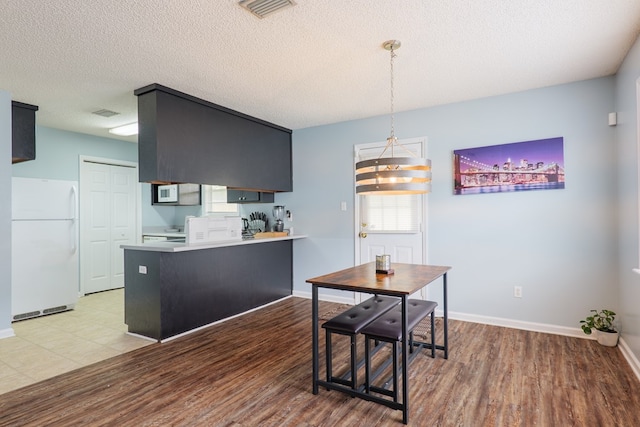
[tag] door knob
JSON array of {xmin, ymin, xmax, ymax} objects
[{"xmin": 359, "ymin": 231, "xmax": 367, "ymax": 238}]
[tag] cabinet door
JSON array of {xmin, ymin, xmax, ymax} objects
[
  {"xmin": 12, "ymin": 101, "xmax": 38, "ymax": 164},
  {"xmin": 227, "ymin": 190, "xmax": 274, "ymax": 203}
]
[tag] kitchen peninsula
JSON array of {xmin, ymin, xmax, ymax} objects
[{"xmin": 122, "ymin": 235, "xmax": 305, "ymax": 341}]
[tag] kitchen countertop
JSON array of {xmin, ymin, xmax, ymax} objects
[
  {"xmin": 121, "ymin": 234, "xmax": 307, "ymax": 253},
  {"xmin": 143, "ymin": 232, "xmax": 186, "ymax": 239},
  {"xmin": 142, "ymin": 227, "xmax": 186, "ymax": 239}
]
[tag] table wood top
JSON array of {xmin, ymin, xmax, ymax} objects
[{"xmin": 306, "ymin": 262, "xmax": 451, "ymax": 296}]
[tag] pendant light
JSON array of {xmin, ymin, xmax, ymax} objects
[{"xmin": 355, "ymin": 40, "xmax": 431, "ymax": 195}]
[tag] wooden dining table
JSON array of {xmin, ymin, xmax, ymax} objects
[{"xmin": 306, "ymin": 262, "xmax": 451, "ymax": 424}]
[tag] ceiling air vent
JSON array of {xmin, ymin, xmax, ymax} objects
[
  {"xmin": 92, "ymin": 108, "xmax": 120, "ymax": 118},
  {"xmin": 239, "ymin": 0, "xmax": 296, "ymax": 19}
]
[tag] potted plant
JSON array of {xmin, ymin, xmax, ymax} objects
[{"xmin": 580, "ymin": 309, "xmax": 619, "ymax": 347}]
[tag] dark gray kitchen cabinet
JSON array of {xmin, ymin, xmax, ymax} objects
[
  {"xmin": 227, "ymin": 189, "xmax": 274, "ymax": 204},
  {"xmin": 124, "ymin": 239, "xmax": 293, "ymax": 341},
  {"xmin": 11, "ymin": 101, "xmax": 38, "ymax": 164},
  {"xmin": 134, "ymin": 84, "xmax": 292, "ymax": 192}
]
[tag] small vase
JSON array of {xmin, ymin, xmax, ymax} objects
[{"xmin": 594, "ymin": 329, "xmax": 619, "ymax": 347}]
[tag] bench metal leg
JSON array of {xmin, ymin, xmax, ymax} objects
[
  {"xmin": 430, "ymin": 311, "xmax": 435, "ymax": 358},
  {"xmin": 364, "ymin": 336, "xmax": 371, "ymax": 393},
  {"xmin": 401, "ymin": 296, "xmax": 408, "ymax": 424},
  {"xmin": 350, "ymin": 334, "xmax": 357, "ymax": 389},
  {"xmin": 392, "ymin": 341, "xmax": 399, "ymax": 403}
]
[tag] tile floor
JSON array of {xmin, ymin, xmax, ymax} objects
[{"xmin": 0, "ymin": 288, "xmax": 153, "ymax": 395}]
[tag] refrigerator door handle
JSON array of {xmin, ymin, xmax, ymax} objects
[
  {"xmin": 71, "ymin": 185, "xmax": 78, "ymax": 254},
  {"xmin": 71, "ymin": 185, "xmax": 78, "ymax": 219}
]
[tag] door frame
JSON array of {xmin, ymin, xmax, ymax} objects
[
  {"xmin": 78, "ymin": 155, "xmax": 141, "ymax": 295},
  {"xmin": 353, "ymin": 136, "xmax": 429, "ymax": 266}
]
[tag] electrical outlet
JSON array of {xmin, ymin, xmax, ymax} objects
[{"xmin": 514, "ymin": 286, "xmax": 522, "ymax": 298}]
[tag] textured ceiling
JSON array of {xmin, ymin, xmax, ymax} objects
[{"xmin": 2, "ymin": 0, "xmax": 640, "ymax": 143}]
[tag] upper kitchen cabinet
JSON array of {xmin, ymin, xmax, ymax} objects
[
  {"xmin": 134, "ymin": 84, "xmax": 292, "ymax": 192},
  {"xmin": 227, "ymin": 189, "xmax": 274, "ymax": 204},
  {"xmin": 11, "ymin": 101, "xmax": 38, "ymax": 164}
]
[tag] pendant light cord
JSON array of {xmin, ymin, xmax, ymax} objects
[
  {"xmin": 390, "ymin": 45, "xmax": 396, "ymax": 138},
  {"xmin": 389, "ymin": 45, "xmax": 396, "ymax": 157}
]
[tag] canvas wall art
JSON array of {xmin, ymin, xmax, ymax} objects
[{"xmin": 453, "ymin": 137, "xmax": 565, "ymax": 195}]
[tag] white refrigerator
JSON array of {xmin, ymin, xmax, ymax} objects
[{"xmin": 11, "ymin": 177, "xmax": 79, "ymax": 321}]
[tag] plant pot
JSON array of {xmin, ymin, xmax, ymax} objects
[{"xmin": 594, "ymin": 329, "xmax": 619, "ymax": 347}]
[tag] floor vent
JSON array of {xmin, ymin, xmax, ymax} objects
[
  {"xmin": 239, "ymin": 0, "xmax": 296, "ymax": 19},
  {"xmin": 13, "ymin": 310, "xmax": 41, "ymax": 321},
  {"xmin": 43, "ymin": 305, "xmax": 68, "ymax": 315}
]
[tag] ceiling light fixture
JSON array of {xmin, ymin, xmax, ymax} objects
[
  {"xmin": 108, "ymin": 122, "xmax": 138, "ymax": 136},
  {"xmin": 355, "ymin": 40, "xmax": 432, "ymax": 195}
]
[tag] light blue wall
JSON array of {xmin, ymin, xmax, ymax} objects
[
  {"xmin": 1, "ymin": 68, "xmax": 633, "ymax": 364},
  {"xmin": 283, "ymin": 77, "xmax": 618, "ymax": 329},
  {"xmin": 0, "ymin": 91, "xmax": 11, "ymax": 334},
  {"xmin": 140, "ymin": 183, "xmax": 202, "ymax": 228},
  {"xmin": 9, "ymin": 126, "xmax": 197, "ymax": 229},
  {"xmin": 12, "ymin": 126, "xmax": 137, "ymax": 180},
  {"xmin": 615, "ymin": 35, "xmax": 640, "ymax": 359}
]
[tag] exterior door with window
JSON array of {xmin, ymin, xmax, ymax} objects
[{"xmin": 355, "ymin": 137, "xmax": 427, "ymax": 297}]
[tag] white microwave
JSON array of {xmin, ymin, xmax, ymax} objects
[{"xmin": 157, "ymin": 184, "xmax": 178, "ymax": 203}]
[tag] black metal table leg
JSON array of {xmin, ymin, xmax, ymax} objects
[
  {"xmin": 312, "ymin": 284, "xmax": 319, "ymax": 394},
  {"xmin": 401, "ymin": 295, "xmax": 408, "ymax": 424},
  {"xmin": 443, "ymin": 272, "xmax": 448, "ymax": 360}
]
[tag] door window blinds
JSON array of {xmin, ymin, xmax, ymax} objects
[{"xmin": 361, "ymin": 194, "xmax": 421, "ymax": 233}]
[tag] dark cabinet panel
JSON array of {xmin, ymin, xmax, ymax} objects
[
  {"xmin": 135, "ymin": 84, "xmax": 292, "ymax": 192},
  {"xmin": 11, "ymin": 101, "xmax": 38, "ymax": 164},
  {"xmin": 227, "ymin": 189, "xmax": 274, "ymax": 204},
  {"xmin": 124, "ymin": 240, "xmax": 293, "ymax": 341}
]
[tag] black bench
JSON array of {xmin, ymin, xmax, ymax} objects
[
  {"xmin": 321, "ymin": 295, "xmax": 399, "ymax": 390},
  {"xmin": 361, "ymin": 299, "xmax": 438, "ymax": 402}
]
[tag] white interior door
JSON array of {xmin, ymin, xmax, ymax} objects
[
  {"xmin": 355, "ymin": 137, "xmax": 428, "ymax": 300},
  {"xmin": 110, "ymin": 166, "xmax": 137, "ymax": 288},
  {"xmin": 80, "ymin": 158, "xmax": 137, "ymax": 294},
  {"xmin": 83, "ymin": 162, "xmax": 109, "ymax": 293}
]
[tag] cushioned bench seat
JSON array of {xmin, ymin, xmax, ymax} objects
[
  {"xmin": 361, "ymin": 299, "xmax": 438, "ymax": 402},
  {"xmin": 322, "ymin": 295, "xmax": 399, "ymax": 389}
]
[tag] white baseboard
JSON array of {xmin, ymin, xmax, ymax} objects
[
  {"xmin": 295, "ymin": 292, "xmax": 590, "ymax": 338},
  {"xmin": 446, "ymin": 311, "xmax": 588, "ymax": 339},
  {"xmin": 292, "ymin": 293, "xmax": 640, "ymax": 382},
  {"xmin": 0, "ymin": 327, "xmax": 15, "ymax": 340},
  {"xmin": 618, "ymin": 337, "xmax": 640, "ymax": 382},
  {"xmin": 435, "ymin": 311, "xmax": 640, "ymax": 382}
]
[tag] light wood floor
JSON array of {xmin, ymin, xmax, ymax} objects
[{"xmin": 1, "ymin": 297, "xmax": 638, "ymax": 426}]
